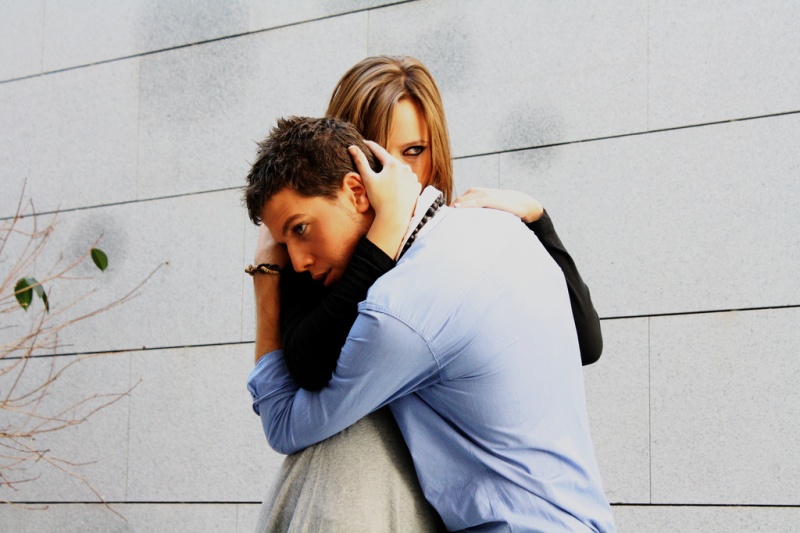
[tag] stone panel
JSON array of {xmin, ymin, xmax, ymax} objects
[
  {"xmin": 369, "ymin": 0, "xmax": 649, "ymax": 157},
  {"xmin": 241, "ymin": 214, "xmax": 260, "ymax": 343},
  {"xmin": 452, "ymin": 154, "xmax": 500, "ymax": 198},
  {"xmin": 126, "ymin": 344, "xmax": 285, "ymax": 501},
  {"xmin": 41, "ymin": 0, "xmax": 249, "ymax": 73},
  {"xmin": 650, "ymin": 308, "xmax": 800, "ymax": 504},
  {"xmin": 13, "ymin": 190, "xmax": 246, "ymax": 355},
  {"xmin": 0, "ymin": 0, "xmax": 44, "ymax": 81},
  {"xmin": 613, "ymin": 505, "xmax": 800, "ymax": 533},
  {"xmin": 0, "ymin": 59, "xmax": 140, "ymax": 217},
  {"xmin": 499, "ymin": 114, "xmax": 800, "ymax": 318},
  {"xmin": 0, "ymin": 353, "xmax": 131, "ymax": 502},
  {"xmin": 0, "ymin": 502, "xmax": 239, "ymax": 533},
  {"xmin": 249, "ymin": 0, "xmax": 395, "ymax": 31},
  {"xmin": 237, "ymin": 503, "xmax": 262, "ymax": 532},
  {"xmin": 136, "ymin": 13, "xmax": 368, "ymax": 199},
  {"xmin": 648, "ymin": 1, "xmax": 800, "ymax": 129},
  {"xmin": 584, "ymin": 318, "xmax": 650, "ymax": 503}
]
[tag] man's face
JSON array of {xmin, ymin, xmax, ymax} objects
[{"xmin": 262, "ymin": 186, "xmax": 370, "ymax": 287}]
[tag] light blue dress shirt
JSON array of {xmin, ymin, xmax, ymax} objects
[{"xmin": 249, "ymin": 206, "xmax": 616, "ymax": 532}]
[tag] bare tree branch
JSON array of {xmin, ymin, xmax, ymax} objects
[{"xmin": 1, "ymin": 195, "xmax": 155, "ymax": 519}]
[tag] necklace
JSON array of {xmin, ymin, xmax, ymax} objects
[{"xmin": 398, "ymin": 193, "xmax": 445, "ymax": 259}]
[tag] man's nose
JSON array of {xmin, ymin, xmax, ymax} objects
[{"xmin": 289, "ymin": 247, "xmax": 313, "ymax": 273}]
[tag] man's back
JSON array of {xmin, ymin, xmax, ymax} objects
[
  {"xmin": 250, "ymin": 206, "xmax": 615, "ymax": 532},
  {"xmin": 363, "ymin": 206, "xmax": 614, "ymax": 532}
]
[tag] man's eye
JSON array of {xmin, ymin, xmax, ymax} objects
[
  {"xmin": 404, "ymin": 146, "xmax": 425, "ymax": 156},
  {"xmin": 293, "ymin": 224, "xmax": 307, "ymax": 235}
]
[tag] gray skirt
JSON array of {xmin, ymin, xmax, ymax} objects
[{"xmin": 255, "ymin": 407, "xmax": 446, "ymax": 533}]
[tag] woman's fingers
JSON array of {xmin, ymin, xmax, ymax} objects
[
  {"xmin": 452, "ymin": 187, "xmax": 490, "ymax": 207},
  {"xmin": 351, "ymin": 141, "xmax": 419, "ymax": 223},
  {"xmin": 348, "ymin": 145, "xmax": 374, "ymax": 178},
  {"xmin": 452, "ymin": 187, "xmax": 544, "ymax": 223},
  {"xmin": 352, "ymin": 140, "xmax": 414, "ymax": 177},
  {"xmin": 362, "ymin": 139, "xmax": 394, "ymax": 164}
]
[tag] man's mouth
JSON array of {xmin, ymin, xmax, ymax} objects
[{"xmin": 313, "ymin": 270, "xmax": 333, "ymax": 286}]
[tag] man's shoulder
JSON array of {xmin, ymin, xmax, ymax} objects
[
  {"xmin": 412, "ymin": 207, "xmax": 535, "ymax": 266},
  {"xmin": 398, "ymin": 207, "xmax": 518, "ymax": 266},
  {"xmin": 361, "ymin": 207, "xmax": 543, "ymax": 323}
]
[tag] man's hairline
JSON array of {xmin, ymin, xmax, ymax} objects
[{"xmin": 258, "ymin": 178, "xmax": 360, "ymax": 232}]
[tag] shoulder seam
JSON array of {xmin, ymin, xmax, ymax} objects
[{"xmin": 359, "ymin": 302, "xmax": 444, "ymax": 378}]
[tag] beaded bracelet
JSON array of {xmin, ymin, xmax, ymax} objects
[{"xmin": 245, "ymin": 263, "xmax": 282, "ymax": 276}]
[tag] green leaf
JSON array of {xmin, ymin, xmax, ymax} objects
[
  {"xmin": 91, "ymin": 248, "xmax": 109, "ymax": 271},
  {"xmin": 14, "ymin": 277, "xmax": 49, "ymax": 313},
  {"xmin": 14, "ymin": 278, "xmax": 33, "ymax": 311},
  {"xmin": 32, "ymin": 280, "xmax": 49, "ymax": 313}
]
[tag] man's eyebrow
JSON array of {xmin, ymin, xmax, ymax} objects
[{"xmin": 281, "ymin": 214, "xmax": 304, "ymax": 237}]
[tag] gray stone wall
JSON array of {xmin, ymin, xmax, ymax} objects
[{"xmin": 1, "ymin": 1, "xmax": 798, "ymax": 531}]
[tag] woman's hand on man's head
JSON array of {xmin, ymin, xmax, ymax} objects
[
  {"xmin": 349, "ymin": 141, "xmax": 421, "ymax": 221},
  {"xmin": 349, "ymin": 141, "xmax": 421, "ymax": 259}
]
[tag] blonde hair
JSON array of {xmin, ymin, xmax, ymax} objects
[{"xmin": 326, "ymin": 56, "xmax": 454, "ymax": 204}]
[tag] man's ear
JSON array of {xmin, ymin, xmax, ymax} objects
[{"xmin": 341, "ymin": 172, "xmax": 371, "ymax": 213}]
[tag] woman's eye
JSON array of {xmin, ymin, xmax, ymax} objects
[
  {"xmin": 293, "ymin": 223, "xmax": 307, "ymax": 236},
  {"xmin": 404, "ymin": 145, "xmax": 425, "ymax": 157}
]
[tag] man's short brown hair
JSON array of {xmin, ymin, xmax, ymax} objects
[{"xmin": 244, "ymin": 116, "xmax": 380, "ymax": 225}]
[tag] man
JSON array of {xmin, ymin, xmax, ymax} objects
[{"xmin": 245, "ymin": 116, "xmax": 615, "ymax": 532}]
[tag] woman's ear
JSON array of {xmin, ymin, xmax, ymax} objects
[{"xmin": 342, "ymin": 172, "xmax": 371, "ymax": 213}]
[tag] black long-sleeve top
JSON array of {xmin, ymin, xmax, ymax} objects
[{"xmin": 279, "ymin": 210, "xmax": 603, "ymax": 391}]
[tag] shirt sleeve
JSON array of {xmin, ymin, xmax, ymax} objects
[
  {"xmin": 527, "ymin": 210, "xmax": 603, "ymax": 365},
  {"xmin": 279, "ymin": 236, "xmax": 396, "ymax": 390},
  {"xmin": 248, "ymin": 307, "xmax": 440, "ymax": 455}
]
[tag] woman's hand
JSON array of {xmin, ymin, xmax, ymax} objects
[
  {"xmin": 349, "ymin": 140, "xmax": 421, "ymax": 258},
  {"xmin": 452, "ymin": 187, "xmax": 544, "ymax": 224},
  {"xmin": 254, "ymin": 223, "xmax": 289, "ymax": 269}
]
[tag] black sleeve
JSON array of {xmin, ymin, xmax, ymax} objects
[
  {"xmin": 280, "ymin": 236, "xmax": 396, "ymax": 391},
  {"xmin": 527, "ymin": 210, "xmax": 603, "ymax": 365}
]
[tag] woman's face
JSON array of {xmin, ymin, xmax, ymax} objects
[{"xmin": 386, "ymin": 98, "xmax": 432, "ymax": 187}]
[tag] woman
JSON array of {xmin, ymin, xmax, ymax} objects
[{"xmin": 250, "ymin": 56, "xmax": 602, "ymax": 532}]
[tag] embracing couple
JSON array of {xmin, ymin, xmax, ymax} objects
[{"xmin": 243, "ymin": 56, "xmax": 616, "ymax": 532}]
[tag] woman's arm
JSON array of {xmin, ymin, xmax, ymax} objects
[
  {"xmin": 453, "ymin": 188, "xmax": 603, "ymax": 365},
  {"xmin": 279, "ymin": 237, "xmax": 395, "ymax": 390},
  {"xmin": 526, "ymin": 210, "xmax": 603, "ymax": 364},
  {"xmin": 252, "ymin": 219, "xmax": 396, "ymax": 389},
  {"xmin": 253, "ymin": 228, "xmax": 398, "ymax": 391}
]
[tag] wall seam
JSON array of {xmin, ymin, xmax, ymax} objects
[
  {"xmin": 454, "ymin": 110, "xmax": 800, "ymax": 161},
  {"xmin": 7, "ymin": 306, "xmax": 800, "ymax": 361},
  {"xmin": 645, "ymin": 0, "xmax": 650, "ymax": 131},
  {"xmin": 0, "ymin": 2, "xmax": 416, "ymax": 86},
  {"xmin": 6, "ymin": 501, "xmax": 798, "ymax": 508},
  {"xmin": 4, "ymin": 341, "xmax": 254, "ymax": 361},
  {"xmin": 124, "ymin": 353, "xmax": 133, "ymax": 502},
  {"xmin": 648, "ymin": 316, "xmax": 653, "ymax": 504},
  {"xmin": 603, "ymin": 304, "xmax": 800, "ymax": 321},
  {"xmin": 239, "ymin": 206, "xmax": 248, "ymax": 344},
  {"xmin": 135, "ymin": 55, "xmax": 143, "ymax": 203},
  {"xmin": 38, "ymin": 1, "xmax": 47, "ymax": 74},
  {"xmin": 5, "ymin": 110, "xmax": 798, "ymax": 222}
]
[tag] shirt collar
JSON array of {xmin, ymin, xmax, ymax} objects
[{"xmin": 395, "ymin": 186, "xmax": 445, "ymax": 261}]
